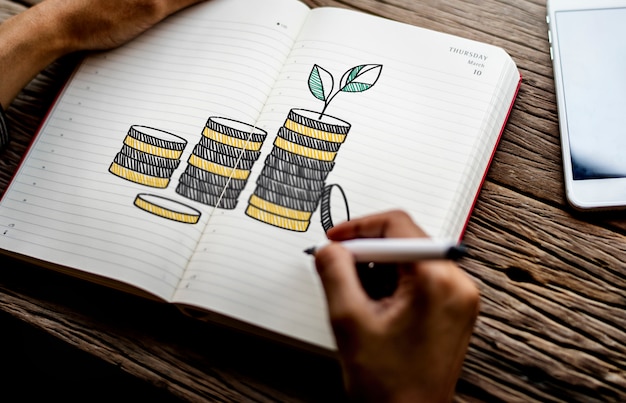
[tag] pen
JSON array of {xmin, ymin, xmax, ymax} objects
[{"xmin": 303, "ymin": 238, "xmax": 467, "ymax": 262}]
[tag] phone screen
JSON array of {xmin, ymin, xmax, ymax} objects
[{"xmin": 555, "ymin": 7, "xmax": 626, "ymax": 180}]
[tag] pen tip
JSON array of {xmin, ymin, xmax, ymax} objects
[{"xmin": 303, "ymin": 247, "xmax": 316, "ymax": 255}]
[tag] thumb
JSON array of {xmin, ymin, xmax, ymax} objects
[{"xmin": 314, "ymin": 243, "xmax": 369, "ymax": 320}]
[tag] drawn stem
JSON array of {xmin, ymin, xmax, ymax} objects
[
  {"xmin": 318, "ymin": 105, "xmax": 328, "ymax": 120},
  {"xmin": 319, "ymin": 91, "xmax": 339, "ymax": 120}
]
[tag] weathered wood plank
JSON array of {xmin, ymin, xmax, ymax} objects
[
  {"xmin": 0, "ymin": 260, "xmax": 345, "ymax": 402},
  {"xmin": 461, "ymin": 182, "xmax": 626, "ymax": 401},
  {"xmin": 2, "ymin": 0, "xmax": 625, "ymax": 401}
]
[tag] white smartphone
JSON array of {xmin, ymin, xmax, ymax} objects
[{"xmin": 547, "ymin": 0, "xmax": 626, "ymax": 210}]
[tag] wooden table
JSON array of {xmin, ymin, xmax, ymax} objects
[{"xmin": 1, "ymin": 0, "xmax": 625, "ymax": 401}]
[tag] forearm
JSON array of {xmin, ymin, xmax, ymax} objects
[
  {"xmin": 0, "ymin": 0, "xmax": 204, "ymax": 110},
  {"xmin": 0, "ymin": 3, "xmax": 70, "ymax": 109}
]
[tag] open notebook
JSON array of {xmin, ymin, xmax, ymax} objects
[{"xmin": 0, "ymin": 0, "xmax": 520, "ymax": 352}]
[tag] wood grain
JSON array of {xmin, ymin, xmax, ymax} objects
[{"xmin": 1, "ymin": 0, "xmax": 625, "ymax": 401}]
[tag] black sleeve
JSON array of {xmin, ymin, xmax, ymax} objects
[{"xmin": 0, "ymin": 104, "xmax": 8, "ymax": 148}]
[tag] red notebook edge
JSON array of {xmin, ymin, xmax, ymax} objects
[
  {"xmin": 0, "ymin": 56, "xmax": 86, "ymax": 203},
  {"xmin": 457, "ymin": 72, "xmax": 524, "ymax": 243}
]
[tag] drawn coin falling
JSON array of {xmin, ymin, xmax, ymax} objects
[{"xmin": 134, "ymin": 193, "xmax": 201, "ymax": 224}]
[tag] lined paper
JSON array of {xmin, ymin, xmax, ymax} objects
[
  {"xmin": 173, "ymin": 6, "xmax": 519, "ymax": 349},
  {"xmin": 0, "ymin": 0, "xmax": 309, "ymax": 300},
  {"xmin": 0, "ymin": 0, "xmax": 519, "ymax": 350}
]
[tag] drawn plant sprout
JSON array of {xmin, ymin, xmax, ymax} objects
[
  {"xmin": 246, "ymin": 63, "xmax": 383, "ymax": 232},
  {"xmin": 308, "ymin": 64, "xmax": 383, "ymax": 119}
]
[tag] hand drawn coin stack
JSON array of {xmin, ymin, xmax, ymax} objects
[
  {"xmin": 109, "ymin": 125, "xmax": 202, "ymax": 224},
  {"xmin": 246, "ymin": 108, "xmax": 350, "ymax": 232},
  {"xmin": 175, "ymin": 116, "xmax": 267, "ymax": 209},
  {"xmin": 109, "ymin": 125, "xmax": 187, "ymax": 188}
]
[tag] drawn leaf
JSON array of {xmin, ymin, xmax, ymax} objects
[
  {"xmin": 339, "ymin": 64, "xmax": 383, "ymax": 93},
  {"xmin": 308, "ymin": 64, "xmax": 334, "ymax": 101}
]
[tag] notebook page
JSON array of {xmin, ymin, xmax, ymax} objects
[
  {"xmin": 176, "ymin": 211, "xmax": 332, "ymax": 349},
  {"xmin": 0, "ymin": 0, "xmax": 310, "ymax": 301},
  {"xmin": 264, "ymin": 8, "xmax": 520, "ymax": 240},
  {"xmin": 174, "ymin": 7, "xmax": 518, "ymax": 349}
]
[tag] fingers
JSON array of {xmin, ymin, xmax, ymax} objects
[
  {"xmin": 314, "ymin": 243, "xmax": 369, "ymax": 322},
  {"xmin": 313, "ymin": 210, "xmax": 479, "ymax": 402},
  {"xmin": 326, "ymin": 210, "xmax": 426, "ymax": 240},
  {"xmin": 39, "ymin": 0, "xmax": 208, "ymax": 53},
  {"xmin": 415, "ymin": 259, "xmax": 479, "ymax": 315}
]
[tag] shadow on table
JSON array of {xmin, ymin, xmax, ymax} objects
[{"xmin": 0, "ymin": 256, "xmax": 345, "ymax": 402}]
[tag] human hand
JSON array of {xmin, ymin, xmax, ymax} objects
[
  {"xmin": 34, "ymin": 0, "xmax": 206, "ymax": 53},
  {"xmin": 313, "ymin": 210, "xmax": 479, "ymax": 402},
  {"xmin": 0, "ymin": 0, "xmax": 205, "ymax": 108}
]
